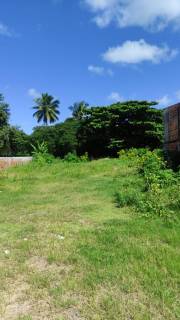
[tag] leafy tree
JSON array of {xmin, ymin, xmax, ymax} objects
[
  {"xmin": 0, "ymin": 94, "xmax": 11, "ymax": 155},
  {"xmin": 30, "ymin": 118, "xmax": 80, "ymax": 157},
  {"xmin": 69, "ymin": 101, "xmax": 89, "ymax": 120},
  {"xmin": 55, "ymin": 118, "xmax": 80, "ymax": 157},
  {"xmin": 0, "ymin": 94, "xmax": 10, "ymax": 127},
  {"xmin": 30, "ymin": 125, "xmax": 57, "ymax": 155},
  {"xmin": 8, "ymin": 127, "xmax": 30, "ymax": 156},
  {"xmin": 33, "ymin": 93, "xmax": 60, "ymax": 125},
  {"xmin": 0, "ymin": 126, "xmax": 11, "ymax": 156},
  {"xmin": 0, "ymin": 126, "xmax": 29, "ymax": 156},
  {"xmin": 77, "ymin": 101, "xmax": 163, "ymax": 158},
  {"xmin": 0, "ymin": 93, "xmax": 29, "ymax": 156}
]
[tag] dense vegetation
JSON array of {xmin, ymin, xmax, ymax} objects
[
  {"xmin": 0, "ymin": 155, "xmax": 179, "ymax": 319},
  {"xmin": 0, "ymin": 94, "xmax": 29, "ymax": 156},
  {"xmin": 0, "ymin": 93, "xmax": 163, "ymax": 158}
]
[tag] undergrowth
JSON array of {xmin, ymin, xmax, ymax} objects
[{"xmin": 117, "ymin": 148, "xmax": 179, "ymax": 220}]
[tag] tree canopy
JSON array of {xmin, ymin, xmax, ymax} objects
[
  {"xmin": 0, "ymin": 94, "xmax": 29, "ymax": 156},
  {"xmin": 0, "ymin": 96, "xmax": 164, "ymax": 158},
  {"xmin": 33, "ymin": 93, "xmax": 60, "ymax": 125},
  {"xmin": 69, "ymin": 101, "xmax": 89, "ymax": 120},
  {"xmin": 0, "ymin": 94, "xmax": 10, "ymax": 127},
  {"xmin": 77, "ymin": 101, "xmax": 163, "ymax": 157}
]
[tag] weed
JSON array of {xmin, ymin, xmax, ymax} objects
[{"xmin": 31, "ymin": 141, "xmax": 54, "ymax": 165}]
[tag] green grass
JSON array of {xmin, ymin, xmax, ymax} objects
[{"xmin": 0, "ymin": 158, "xmax": 179, "ymax": 319}]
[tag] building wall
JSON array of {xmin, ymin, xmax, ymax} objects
[{"xmin": 164, "ymin": 103, "xmax": 180, "ymax": 153}]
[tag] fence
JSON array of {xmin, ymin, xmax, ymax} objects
[{"xmin": 0, "ymin": 157, "xmax": 32, "ymax": 169}]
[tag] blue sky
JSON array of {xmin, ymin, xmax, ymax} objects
[{"xmin": 1, "ymin": 0, "xmax": 180, "ymax": 133}]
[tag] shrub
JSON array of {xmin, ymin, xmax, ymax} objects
[
  {"xmin": 118, "ymin": 148, "xmax": 149, "ymax": 160},
  {"xmin": 31, "ymin": 142, "xmax": 54, "ymax": 165},
  {"xmin": 80, "ymin": 152, "xmax": 89, "ymax": 162},
  {"xmin": 139, "ymin": 150, "xmax": 175, "ymax": 189},
  {"xmin": 117, "ymin": 148, "xmax": 178, "ymax": 220},
  {"xmin": 63, "ymin": 152, "xmax": 80, "ymax": 163},
  {"xmin": 64, "ymin": 152, "xmax": 89, "ymax": 163}
]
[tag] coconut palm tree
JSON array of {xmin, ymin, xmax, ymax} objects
[
  {"xmin": 69, "ymin": 101, "xmax": 89, "ymax": 120},
  {"xmin": 33, "ymin": 93, "xmax": 60, "ymax": 125}
]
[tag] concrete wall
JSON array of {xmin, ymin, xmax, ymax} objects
[{"xmin": 0, "ymin": 157, "xmax": 32, "ymax": 169}]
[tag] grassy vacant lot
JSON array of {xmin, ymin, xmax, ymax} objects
[{"xmin": 0, "ymin": 158, "xmax": 179, "ymax": 320}]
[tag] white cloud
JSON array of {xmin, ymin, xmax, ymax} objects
[
  {"xmin": 88, "ymin": 65, "xmax": 104, "ymax": 75},
  {"xmin": 103, "ymin": 40, "xmax": 178, "ymax": 64},
  {"xmin": 157, "ymin": 95, "xmax": 172, "ymax": 107},
  {"xmin": 84, "ymin": 0, "xmax": 180, "ymax": 30},
  {"xmin": 85, "ymin": 0, "xmax": 117, "ymax": 11},
  {"xmin": 108, "ymin": 92, "xmax": 123, "ymax": 102},
  {"xmin": 28, "ymin": 88, "xmax": 41, "ymax": 99},
  {"xmin": 0, "ymin": 23, "xmax": 12, "ymax": 37},
  {"xmin": 88, "ymin": 64, "xmax": 114, "ymax": 76}
]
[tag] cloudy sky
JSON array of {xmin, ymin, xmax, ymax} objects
[{"xmin": 1, "ymin": 0, "xmax": 180, "ymax": 132}]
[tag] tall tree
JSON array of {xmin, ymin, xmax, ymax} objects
[
  {"xmin": 0, "ymin": 94, "xmax": 10, "ymax": 127},
  {"xmin": 0, "ymin": 94, "xmax": 29, "ymax": 156},
  {"xmin": 33, "ymin": 93, "xmax": 60, "ymax": 125},
  {"xmin": 77, "ymin": 101, "xmax": 163, "ymax": 157},
  {"xmin": 69, "ymin": 101, "xmax": 88, "ymax": 120}
]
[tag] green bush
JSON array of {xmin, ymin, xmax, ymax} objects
[
  {"xmin": 118, "ymin": 148, "xmax": 149, "ymax": 160},
  {"xmin": 139, "ymin": 150, "xmax": 175, "ymax": 189},
  {"xmin": 80, "ymin": 152, "xmax": 89, "ymax": 162},
  {"xmin": 31, "ymin": 142, "xmax": 54, "ymax": 165},
  {"xmin": 63, "ymin": 152, "xmax": 80, "ymax": 163},
  {"xmin": 64, "ymin": 152, "xmax": 89, "ymax": 163},
  {"xmin": 138, "ymin": 150, "xmax": 176, "ymax": 218},
  {"xmin": 117, "ymin": 148, "xmax": 178, "ymax": 220}
]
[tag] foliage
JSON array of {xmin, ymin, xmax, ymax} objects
[
  {"xmin": 80, "ymin": 152, "xmax": 89, "ymax": 162},
  {"xmin": 30, "ymin": 118, "xmax": 80, "ymax": 157},
  {"xmin": 69, "ymin": 101, "xmax": 89, "ymax": 120},
  {"xmin": 0, "ymin": 96, "xmax": 164, "ymax": 159},
  {"xmin": 0, "ymin": 94, "xmax": 29, "ymax": 156},
  {"xmin": 54, "ymin": 119, "xmax": 80, "ymax": 157},
  {"xmin": 33, "ymin": 93, "xmax": 60, "ymax": 125},
  {"xmin": 63, "ymin": 152, "xmax": 81, "ymax": 163},
  {"xmin": 78, "ymin": 101, "xmax": 163, "ymax": 158},
  {"xmin": 31, "ymin": 141, "xmax": 54, "ymax": 165},
  {"xmin": 139, "ymin": 150, "xmax": 176, "ymax": 189},
  {"xmin": 63, "ymin": 151, "xmax": 89, "ymax": 163},
  {"xmin": 117, "ymin": 148, "xmax": 178, "ymax": 220},
  {"xmin": 118, "ymin": 147, "xmax": 149, "ymax": 159},
  {"xmin": 0, "ymin": 94, "xmax": 10, "ymax": 127},
  {"xmin": 0, "ymin": 126, "xmax": 29, "ymax": 156},
  {"xmin": 30, "ymin": 125, "xmax": 57, "ymax": 155}
]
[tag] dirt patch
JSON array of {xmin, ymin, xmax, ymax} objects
[
  {"xmin": 27, "ymin": 256, "xmax": 72, "ymax": 275},
  {"xmin": 28, "ymin": 256, "xmax": 50, "ymax": 272},
  {"xmin": 0, "ymin": 278, "xmax": 31, "ymax": 320},
  {"xmin": 0, "ymin": 277, "xmax": 62, "ymax": 320},
  {"xmin": 63, "ymin": 307, "xmax": 84, "ymax": 320},
  {"xmin": 0, "ymin": 259, "xmax": 82, "ymax": 319}
]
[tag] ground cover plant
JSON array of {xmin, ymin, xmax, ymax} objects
[
  {"xmin": 0, "ymin": 155, "xmax": 179, "ymax": 319},
  {"xmin": 116, "ymin": 149, "xmax": 179, "ymax": 219}
]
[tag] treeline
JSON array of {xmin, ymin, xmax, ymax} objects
[{"xmin": 0, "ymin": 94, "xmax": 163, "ymax": 158}]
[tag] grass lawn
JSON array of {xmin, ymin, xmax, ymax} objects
[{"xmin": 0, "ymin": 158, "xmax": 179, "ymax": 320}]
